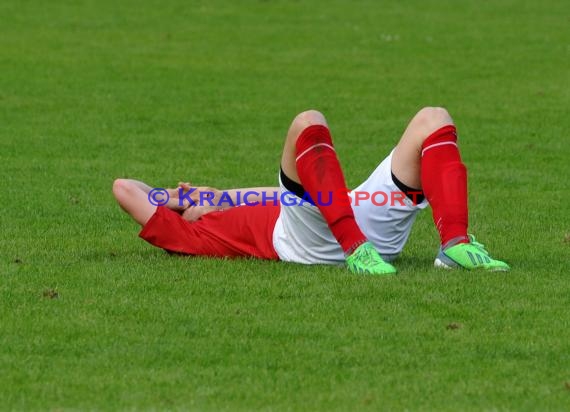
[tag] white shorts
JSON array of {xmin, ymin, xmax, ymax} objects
[{"xmin": 272, "ymin": 150, "xmax": 429, "ymax": 264}]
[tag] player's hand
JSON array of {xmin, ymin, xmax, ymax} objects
[
  {"xmin": 164, "ymin": 182, "xmax": 193, "ymax": 199},
  {"xmin": 181, "ymin": 205, "xmax": 212, "ymax": 222},
  {"xmin": 163, "ymin": 182, "xmax": 199, "ymax": 211},
  {"xmin": 165, "ymin": 187, "xmax": 182, "ymax": 203},
  {"xmin": 159, "ymin": 183, "xmax": 189, "ymax": 212},
  {"xmin": 165, "ymin": 182, "xmax": 194, "ymax": 198},
  {"xmin": 177, "ymin": 183, "xmax": 224, "ymax": 211}
]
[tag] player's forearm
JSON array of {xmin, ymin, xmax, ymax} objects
[
  {"xmin": 164, "ymin": 197, "xmax": 186, "ymax": 211},
  {"xmin": 123, "ymin": 179, "xmax": 153, "ymax": 194},
  {"xmin": 125, "ymin": 179, "xmax": 184, "ymax": 210}
]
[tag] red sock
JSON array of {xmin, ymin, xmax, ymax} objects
[
  {"xmin": 295, "ymin": 125, "xmax": 366, "ymax": 254},
  {"xmin": 420, "ymin": 125, "xmax": 469, "ymax": 248}
]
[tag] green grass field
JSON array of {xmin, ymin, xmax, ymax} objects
[{"xmin": 1, "ymin": 0, "xmax": 569, "ymax": 410}]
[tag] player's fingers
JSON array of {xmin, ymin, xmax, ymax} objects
[
  {"xmin": 189, "ymin": 186, "xmax": 208, "ymax": 201},
  {"xmin": 182, "ymin": 206, "xmax": 203, "ymax": 222},
  {"xmin": 181, "ymin": 207, "xmax": 193, "ymax": 221}
]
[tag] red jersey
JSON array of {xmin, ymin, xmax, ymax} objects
[{"xmin": 139, "ymin": 204, "xmax": 280, "ymax": 260}]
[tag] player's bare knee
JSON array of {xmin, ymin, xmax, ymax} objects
[
  {"xmin": 295, "ymin": 109, "xmax": 327, "ymax": 126},
  {"xmin": 413, "ymin": 107, "xmax": 454, "ymax": 139},
  {"xmin": 416, "ymin": 106, "xmax": 453, "ymax": 129},
  {"xmin": 288, "ymin": 109, "xmax": 328, "ymax": 140}
]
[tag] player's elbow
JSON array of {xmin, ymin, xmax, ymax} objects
[{"xmin": 112, "ymin": 178, "xmax": 130, "ymax": 201}]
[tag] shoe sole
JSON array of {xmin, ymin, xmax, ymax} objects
[{"xmin": 434, "ymin": 257, "xmax": 454, "ymax": 269}]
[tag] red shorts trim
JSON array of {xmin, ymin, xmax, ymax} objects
[{"xmin": 139, "ymin": 205, "xmax": 280, "ymax": 260}]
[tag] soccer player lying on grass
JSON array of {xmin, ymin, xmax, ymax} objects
[{"xmin": 113, "ymin": 107, "xmax": 510, "ymax": 275}]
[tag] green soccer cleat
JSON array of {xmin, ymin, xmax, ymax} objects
[
  {"xmin": 346, "ymin": 242, "xmax": 397, "ymax": 275},
  {"xmin": 434, "ymin": 235, "xmax": 510, "ymax": 271}
]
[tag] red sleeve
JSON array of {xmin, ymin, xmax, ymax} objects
[{"xmin": 139, "ymin": 204, "xmax": 280, "ymax": 260}]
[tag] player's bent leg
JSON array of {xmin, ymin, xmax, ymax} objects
[
  {"xmin": 391, "ymin": 107, "xmax": 454, "ymax": 189},
  {"xmin": 391, "ymin": 107, "xmax": 509, "ymax": 271},
  {"xmin": 113, "ymin": 179, "xmax": 157, "ymax": 226},
  {"xmin": 279, "ymin": 110, "xmax": 396, "ymax": 275}
]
